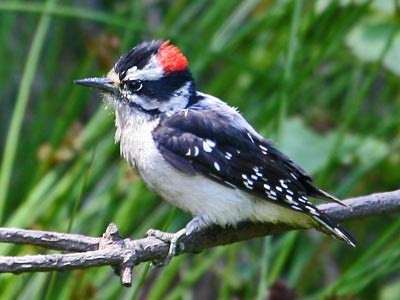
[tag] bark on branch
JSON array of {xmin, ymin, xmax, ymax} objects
[{"xmin": 0, "ymin": 190, "xmax": 399, "ymax": 287}]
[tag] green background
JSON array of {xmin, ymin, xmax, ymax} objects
[{"xmin": 0, "ymin": 0, "xmax": 400, "ymax": 299}]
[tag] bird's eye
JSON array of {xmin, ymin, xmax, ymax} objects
[{"xmin": 126, "ymin": 80, "xmax": 143, "ymax": 92}]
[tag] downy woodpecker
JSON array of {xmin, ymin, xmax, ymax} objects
[{"xmin": 75, "ymin": 40, "xmax": 356, "ymax": 262}]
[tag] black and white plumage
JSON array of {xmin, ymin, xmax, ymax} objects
[{"xmin": 75, "ymin": 40, "xmax": 356, "ymax": 258}]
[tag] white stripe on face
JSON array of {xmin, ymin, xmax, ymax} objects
[{"xmin": 122, "ymin": 55, "xmax": 165, "ymax": 82}]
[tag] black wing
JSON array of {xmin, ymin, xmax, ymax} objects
[
  {"xmin": 154, "ymin": 108, "xmax": 327, "ymax": 205},
  {"xmin": 152, "ymin": 107, "xmax": 356, "ymax": 246}
]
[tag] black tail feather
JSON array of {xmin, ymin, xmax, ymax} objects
[{"xmin": 312, "ymin": 213, "xmax": 357, "ymax": 247}]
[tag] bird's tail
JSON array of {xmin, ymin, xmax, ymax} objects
[
  {"xmin": 312, "ymin": 213, "xmax": 357, "ymax": 247},
  {"xmin": 311, "ymin": 188, "xmax": 349, "ymax": 207}
]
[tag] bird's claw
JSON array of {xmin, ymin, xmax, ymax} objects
[{"xmin": 146, "ymin": 228, "xmax": 186, "ymax": 266}]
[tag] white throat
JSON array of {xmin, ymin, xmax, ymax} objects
[{"xmin": 114, "ymin": 108, "xmax": 159, "ymax": 171}]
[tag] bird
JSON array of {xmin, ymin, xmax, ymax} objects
[{"xmin": 75, "ymin": 40, "xmax": 356, "ymax": 263}]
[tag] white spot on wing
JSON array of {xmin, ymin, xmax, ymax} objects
[
  {"xmin": 203, "ymin": 141, "xmax": 212, "ymax": 153},
  {"xmin": 205, "ymin": 139, "xmax": 216, "ymax": 147},
  {"xmin": 305, "ymin": 205, "xmax": 317, "ymax": 213},
  {"xmin": 285, "ymin": 195, "xmax": 295, "ymax": 204},
  {"xmin": 214, "ymin": 162, "xmax": 220, "ymax": 171},
  {"xmin": 291, "ymin": 205, "xmax": 303, "ymax": 211},
  {"xmin": 185, "ymin": 148, "xmax": 191, "ymax": 156},
  {"xmin": 225, "ymin": 152, "xmax": 232, "ymax": 160},
  {"xmin": 193, "ymin": 146, "xmax": 200, "ymax": 157},
  {"xmin": 244, "ymin": 182, "xmax": 254, "ymax": 190},
  {"xmin": 280, "ymin": 179, "xmax": 288, "ymax": 189}
]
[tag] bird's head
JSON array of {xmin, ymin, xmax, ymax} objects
[{"xmin": 75, "ymin": 40, "xmax": 197, "ymax": 117}]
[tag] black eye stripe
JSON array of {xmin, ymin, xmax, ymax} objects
[{"xmin": 120, "ymin": 70, "xmax": 195, "ymax": 102}]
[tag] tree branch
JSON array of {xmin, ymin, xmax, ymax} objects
[{"xmin": 0, "ymin": 190, "xmax": 399, "ymax": 287}]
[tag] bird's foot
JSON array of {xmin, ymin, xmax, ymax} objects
[
  {"xmin": 146, "ymin": 215, "xmax": 211, "ymax": 266},
  {"xmin": 146, "ymin": 228, "xmax": 186, "ymax": 267}
]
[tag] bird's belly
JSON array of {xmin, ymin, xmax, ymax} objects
[{"xmin": 138, "ymin": 152, "xmax": 310, "ymax": 228}]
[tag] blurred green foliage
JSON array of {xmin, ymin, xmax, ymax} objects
[{"xmin": 0, "ymin": 0, "xmax": 400, "ymax": 299}]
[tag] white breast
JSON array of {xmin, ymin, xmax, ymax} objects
[{"xmin": 115, "ymin": 110, "xmax": 311, "ymax": 228}]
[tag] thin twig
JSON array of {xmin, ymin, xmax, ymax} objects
[{"xmin": 0, "ymin": 189, "xmax": 399, "ymax": 287}]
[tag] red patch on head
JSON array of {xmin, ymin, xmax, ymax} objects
[{"xmin": 157, "ymin": 41, "xmax": 188, "ymax": 73}]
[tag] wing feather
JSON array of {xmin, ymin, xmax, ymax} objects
[
  {"xmin": 152, "ymin": 107, "xmax": 356, "ymax": 246},
  {"xmin": 153, "ymin": 108, "xmax": 319, "ymax": 208}
]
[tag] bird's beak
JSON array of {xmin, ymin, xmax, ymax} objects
[{"xmin": 74, "ymin": 77, "xmax": 118, "ymax": 94}]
